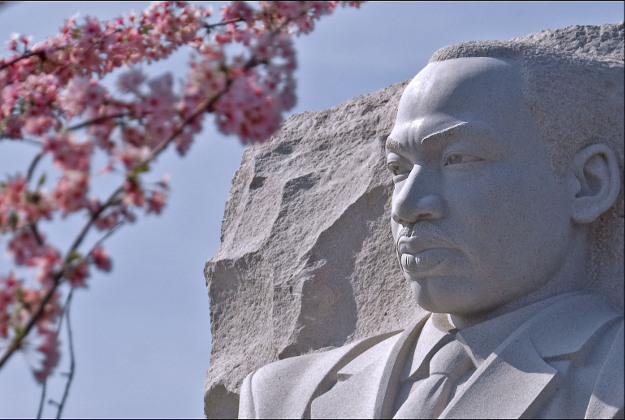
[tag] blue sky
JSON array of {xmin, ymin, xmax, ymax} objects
[{"xmin": 0, "ymin": 2, "xmax": 622, "ymax": 418}]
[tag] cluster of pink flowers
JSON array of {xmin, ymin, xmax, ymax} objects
[
  {"xmin": 33, "ymin": 330, "xmax": 60, "ymax": 383},
  {"xmin": 0, "ymin": 272, "xmax": 62, "ymax": 381},
  {"xmin": 44, "ymin": 132, "xmax": 93, "ymax": 172},
  {"xmin": 0, "ymin": 1, "xmax": 364, "ymax": 383},
  {"xmin": 0, "ymin": 175, "xmax": 54, "ymax": 231}
]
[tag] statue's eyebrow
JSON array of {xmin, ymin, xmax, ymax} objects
[
  {"xmin": 387, "ymin": 122, "xmax": 496, "ymax": 155},
  {"xmin": 420, "ymin": 122, "xmax": 470, "ymax": 147},
  {"xmin": 386, "ymin": 123, "xmax": 472, "ymax": 154}
]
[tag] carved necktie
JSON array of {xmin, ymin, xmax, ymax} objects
[{"xmin": 394, "ymin": 338, "xmax": 473, "ymax": 419}]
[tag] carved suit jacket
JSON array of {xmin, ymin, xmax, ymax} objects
[{"xmin": 239, "ymin": 293, "xmax": 624, "ymax": 419}]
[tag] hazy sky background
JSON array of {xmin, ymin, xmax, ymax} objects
[{"xmin": 0, "ymin": 1, "xmax": 622, "ymax": 418}]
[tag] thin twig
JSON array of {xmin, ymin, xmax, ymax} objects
[
  {"xmin": 55, "ymin": 289, "xmax": 75, "ymax": 419},
  {"xmin": 66, "ymin": 189, "xmax": 123, "ymax": 259},
  {"xmin": 26, "ymin": 152, "xmax": 44, "ymax": 184},
  {"xmin": 86, "ymin": 218, "xmax": 126, "ymax": 259},
  {"xmin": 67, "ymin": 112, "xmax": 132, "ymax": 131},
  {"xmin": 204, "ymin": 17, "xmax": 244, "ymax": 32},
  {"xmin": 36, "ymin": 378, "xmax": 47, "ymax": 419},
  {"xmin": 36, "ymin": 287, "xmax": 73, "ymax": 419},
  {"xmin": 29, "ymin": 223, "xmax": 44, "ymax": 246},
  {"xmin": 0, "ymin": 137, "xmax": 43, "ymax": 146}
]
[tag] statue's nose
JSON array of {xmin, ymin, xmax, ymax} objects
[{"xmin": 391, "ymin": 166, "xmax": 443, "ymax": 225}]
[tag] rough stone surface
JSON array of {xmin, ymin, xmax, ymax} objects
[
  {"xmin": 204, "ymin": 22, "xmax": 624, "ymax": 418},
  {"xmin": 511, "ymin": 21, "xmax": 624, "ymax": 59},
  {"xmin": 203, "ymin": 79, "xmax": 416, "ymax": 418}
]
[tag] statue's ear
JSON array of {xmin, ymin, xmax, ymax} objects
[{"xmin": 570, "ymin": 143, "xmax": 621, "ymax": 224}]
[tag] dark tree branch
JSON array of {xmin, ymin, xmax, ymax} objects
[
  {"xmin": 55, "ymin": 289, "xmax": 75, "ymax": 419},
  {"xmin": 87, "ymin": 218, "xmax": 126, "ymax": 260},
  {"xmin": 0, "ymin": 137, "xmax": 43, "ymax": 146},
  {"xmin": 37, "ymin": 378, "xmax": 47, "ymax": 419},
  {"xmin": 67, "ymin": 112, "xmax": 132, "ymax": 131},
  {"xmin": 26, "ymin": 152, "xmax": 44, "ymax": 184},
  {"xmin": 0, "ymin": 16, "xmax": 295, "ymax": 377},
  {"xmin": 204, "ymin": 17, "xmax": 244, "ymax": 32},
  {"xmin": 0, "ymin": 50, "xmax": 46, "ymax": 72},
  {"xmin": 0, "ymin": 273, "xmax": 60, "ymax": 369}
]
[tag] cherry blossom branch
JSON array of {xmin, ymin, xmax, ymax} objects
[
  {"xmin": 204, "ymin": 17, "xmax": 244, "ymax": 31},
  {"xmin": 26, "ymin": 152, "xmax": 44, "ymax": 183},
  {"xmin": 0, "ymin": 137, "xmax": 43, "ymax": 145},
  {"xmin": 0, "ymin": 0, "xmax": 365, "ymax": 397},
  {"xmin": 0, "ymin": 95, "xmax": 213, "ymax": 370},
  {"xmin": 0, "ymin": 273, "xmax": 61, "ymax": 369},
  {"xmin": 55, "ymin": 289, "xmax": 75, "ymax": 419},
  {"xmin": 0, "ymin": 85, "xmax": 218, "ymax": 369},
  {"xmin": 0, "ymin": 78, "xmax": 226, "ymax": 367},
  {"xmin": 0, "ymin": 50, "xmax": 45, "ymax": 71},
  {"xmin": 20, "ymin": 138, "xmax": 44, "ymax": 146},
  {"xmin": 28, "ymin": 224, "xmax": 44, "ymax": 247},
  {"xmin": 86, "ymin": 218, "xmax": 126, "ymax": 260},
  {"xmin": 35, "ymin": 288, "xmax": 73, "ymax": 419},
  {"xmin": 36, "ymin": 379, "xmax": 47, "ymax": 419},
  {"xmin": 68, "ymin": 194, "xmax": 123, "ymax": 259},
  {"xmin": 67, "ymin": 112, "xmax": 132, "ymax": 132}
]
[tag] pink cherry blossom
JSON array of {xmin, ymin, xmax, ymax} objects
[
  {"xmin": 122, "ymin": 179, "xmax": 146, "ymax": 207},
  {"xmin": 91, "ymin": 246, "xmax": 112, "ymax": 272},
  {"xmin": 43, "ymin": 132, "xmax": 92, "ymax": 172},
  {"xmin": 117, "ymin": 145, "xmax": 152, "ymax": 171},
  {"xmin": 0, "ymin": 272, "xmax": 21, "ymax": 339},
  {"xmin": 33, "ymin": 330, "xmax": 60, "ymax": 384},
  {"xmin": 59, "ymin": 76, "xmax": 107, "ymax": 117},
  {"xmin": 54, "ymin": 170, "xmax": 90, "ymax": 214},
  {"xmin": 116, "ymin": 68, "xmax": 147, "ymax": 94},
  {"xmin": 0, "ymin": 0, "xmax": 366, "ymax": 384},
  {"xmin": 0, "ymin": 175, "xmax": 54, "ymax": 231},
  {"xmin": 65, "ymin": 258, "xmax": 89, "ymax": 288}
]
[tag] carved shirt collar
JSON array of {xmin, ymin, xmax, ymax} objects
[{"xmin": 405, "ymin": 292, "xmax": 579, "ymax": 379}]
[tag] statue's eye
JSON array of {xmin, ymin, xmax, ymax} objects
[
  {"xmin": 443, "ymin": 152, "xmax": 482, "ymax": 166},
  {"xmin": 387, "ymin": 161, "xmax": 410, "ymax": 182},
  {"xmin": 387, "ymin": 162, "xmax": 402, "ymax": 175}
]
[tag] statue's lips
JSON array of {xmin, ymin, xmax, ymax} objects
[
  {"xmin": 397, "ymin": 236, "xmax": 456, "ymax": 276},
  {"xmin": 397, "ymin": 235, "xmax": 454, "ymax": 254}
]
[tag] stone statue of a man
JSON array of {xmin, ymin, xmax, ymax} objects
[{"xmin": 236, "ymin": 40, "xmax": 624, "ymax": 419}]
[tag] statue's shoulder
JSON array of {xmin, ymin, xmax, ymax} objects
[
  {"xmin": 584, "ymin": 311, "xmax": 624, "ymax": 419},
  {"xmin": 528, "ymin": 293, "xmax": 624, "ymax": 418},
  {"xmin": 238, "ymin": 327, "xmax": 408, "ymax": 418}
]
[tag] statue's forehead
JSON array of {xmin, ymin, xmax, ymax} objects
[
  {"xmin": 411, "ymin": 56, "xmax": 520, "ymax": 86},
  {"xmin": 395, "ymin": 57, "xmax": 525, "ymax": 135},
  {"xmin": 407, "ymin": 58, "xmax": 517, "ymax": 105}
]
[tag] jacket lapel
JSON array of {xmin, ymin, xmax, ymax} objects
[
  {"xmin": 310, "ymin": 293, "xmax": 619, "ymax": 419},
  {"xmin": 440, "ymin": 330, "xmax": 561, "ymax": 419},
  {"xmin": 310, "ymin": 314, "xmax": 429, "ymax": 418},
  {"xmin": 441, "ymin": 293, "xmax": 620, "ymax": 419}
]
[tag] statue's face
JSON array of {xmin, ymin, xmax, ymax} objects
[{"xmin": 388, "ymin": 57, "xmax": 578, "ymax": 325}]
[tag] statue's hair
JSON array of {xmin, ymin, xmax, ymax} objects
[{"xmin": 430, "ymin": 41, "xmax": 624, "ymax": 298}]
